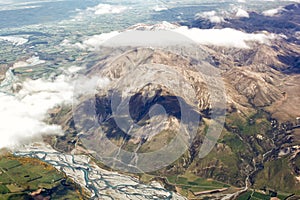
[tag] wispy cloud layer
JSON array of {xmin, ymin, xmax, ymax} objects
[
  {"xmin": 195, "ymin": 11, "xmax": 225, "ymax": 23},
  {"xmin": 235, "ymin": 8, "xmax": 249, "ymax": 18},
  {"xmin": 262, "ymin": 7, "xmax": 284, "ymax": 16},
  {"xmin": 0, "ymin": 36, "xmax": 28, "ymax": 46},
  {"xmin": 0, "ymin": 75, "xmax": 73, "ymax": 149},
  {"xmin": 76, "ymin": 22, "xmax": 279, "ymax": 50},
  {"xmin": 73, "ymin": 3, "xmax": 129, "ymax": 21},
  {"xmin": 0, "ymin": 70, "xmax": 110, "ymax": 150},
  {"xmin": 174, "ymin": 27, "xmax": 277, "ymax": 48},
  {"xmin": 87, "ymin": 4, "xmax": 128, "ymax": 15},
  {"xmin": 152, "ymin": 5, "xmax": 168, "ymax": 12}
]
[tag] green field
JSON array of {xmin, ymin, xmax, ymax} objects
[
  {"xmin": 0, "ymin": 157, "xmax": 63, "ymax": 190},
  {"xmin": 238, "ymin": 191, "xmax": 271, "ymax": 200},
  {"xmin": 253, "ymin": 156, "xmax": 300, "ymax": 195},
  {"xmin": 0, "ymin": 156, "xmax": 84, "ymax": 200},
  {"xmin": 0, "ymin": 185, "xmax": 9, "ymax": 194},
  {"xmin": 237, "ymin": 190, "xmax": 290, "ymax": 200},
  {"xmin": 166, "ymin": 173, "xmax": 229, "ymax": 194}
]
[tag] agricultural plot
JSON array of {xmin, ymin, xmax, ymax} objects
[{"xmin": 0, "ymin": 156, "xmax": 83, "ymax": 200}]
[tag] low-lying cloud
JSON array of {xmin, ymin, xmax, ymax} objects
[
  {"xmin": 78, "ymin": 31, "xmax": 120, "ymax": 50},
  {"xmin": 87, "ymin": 4, "xmax": 128, "ymax": 15},
  {"xmin": 0, "ymin": 36, "xmax": 28, "ymax": 46},
  {"xmin": 152, "ymin": 5, "xmax": 168, "ymax": 12},
  {"xmin": 73, "ymin": 3, "xmax": 129, "ymax": 21},
  {"xmin": 195, "ymin": 11, "xmax": 225, "ymax": 23},
  {"xmin": 0, "ymin": 69, "xmax": 110, "ymax": 150},
  {"xmin": 174, "ymin": 27, "xmax": 277, "ymax": 48},
  {"xmin": 0, "ymin": 75, "xmax": 73, "ymax": 149},
  {"xmin": 235, "ymin": 8, "xmax": 249, "ymax": 18},
  {"xmin": 78, "ymin": 22, "xmax": 279, "ymax": 49},
  {"xmin": 13, "ymin": 56, "xmax": 46, "ymax": 69},
  {"xmin": 262, "ymin": 7, "xmax": 284, "ymax": 16},
  {"xmin": 74, "ymin": 3, "xmax": 128, "ymax": 20}
]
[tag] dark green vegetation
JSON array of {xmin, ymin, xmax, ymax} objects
[
  {"xmin": 136, "ymin": 110, "xmax": 299, "ymax": 198},
  {"xmin": 139, "ymin": 172, "xmax": 230, "ymax": 199},
  {"xmin": 237, "ymin": 190, "xmax": 290, "ymax": 200},
  {"xmin": 166, "ymin": 173, "xmax": 229, "ymax": 195},
  {"xmin": 50, "ymin": 100, "xmax": 300, "ymax": 199},
  {"xmin": 0, "ymin": 155, "xmax": 83, "ymax": 200},
  {"xmin": 254, "ymin": 156, "xmax": 300, "ymax": 195},
  {"xmin": 237, "ymin": 191, "xmax": 273, "ymax": 200},
  {"xmin": 45, "ymin": 105, "xmax": 78, "ymax": 153},
  {"xmin": 160, "ymin": 111, "xmax": 272, "ymax": 182},
  {"xmin": 167, "ymin": 174, "xmax": 228, "ymax": 189}
]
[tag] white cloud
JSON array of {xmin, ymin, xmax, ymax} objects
[
  {"xmin": 174, "ymin": 27, "xmax": 278, "ymax": 48},
  {"xmin": 76, "ymin": 22, "xmax": 279, "ymax": 50},
  {"xmin": 77, "ymin": 22, "xmax": 180, "ymax": 50},
  {"xmin": 60, "ymin": 31, "xmax": 121, "ymax": 51},
  {"xmin": 86, "ymin": 3, "xmax": 127, "ymax": 15},
  {"xmin": 152, "ymin": 5, "xmax": 168, "ymax": 12},
  {"xmin": 236, "ymin": 8, "xmax": 249, "ymax": 18},
  {"xmin": 0, "ymin": 36, "xmax": 28, "ymax": 46},
  {"xmin": 195, "ymin": 11, "xmax": 225, "ymax": 23},
  {"xmin": 13, "ymin": 56, "xmax": 46, "ymax": 69},
  {"xmin": 66, "ymin": 66, "xmax": 82, "ymax": 74},
  {"xmin": 0, "ymin": 68, "xmax": 110, "ymax": 150},
  {"xmin": 73, "ymin": 3, "xmax": 129, "ymax": 21},
  {"xmin": 262, "ymin": 7, "xmax": 283, "ymax": 16},
  {"xmin": 0, "ymin": 74, "xmax": 73, "ymax": 149},
  {"xmin": 78, "ymin": 31, "xmax": 120, "ymax": 50},
  {"xmin": 128, "ymin": 21, "xmax": 178, "ymax": 31},
  {"xmin": 74, "ymin": 76, "xmax": 110, "ymax": 98}
]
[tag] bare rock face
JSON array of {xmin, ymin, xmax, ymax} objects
[
  {"xmin": 73, "ymin": 36, "xmax": 300, "ymax": 148},
  {"xmin": 210, "ymin": 40, "xmax": 300, "ymax": 121},
  {"xmin": 52, "ymin": 21, "xmax": 300, "ymax": 190},
  {"xmin": 96, "ymin": 48, "xmax": 213, "ymax": 110},
  {"xmin": 224, "ymin": 67, "xmax": 282, "ymax": 107},
  {"xmin": 89, "ymin": 43, "xmax": 299, "ymax": 115},
  {"xmin": 32, "ymin": 5, "xmax": 300, "ymax": 196},
  {"xmin": 74, "ymin": 47, "xmax": 214, "ymax": 169},
  {"xmin": 0, "ymin": 65, "xmax": 8, "ymax": 82}
]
